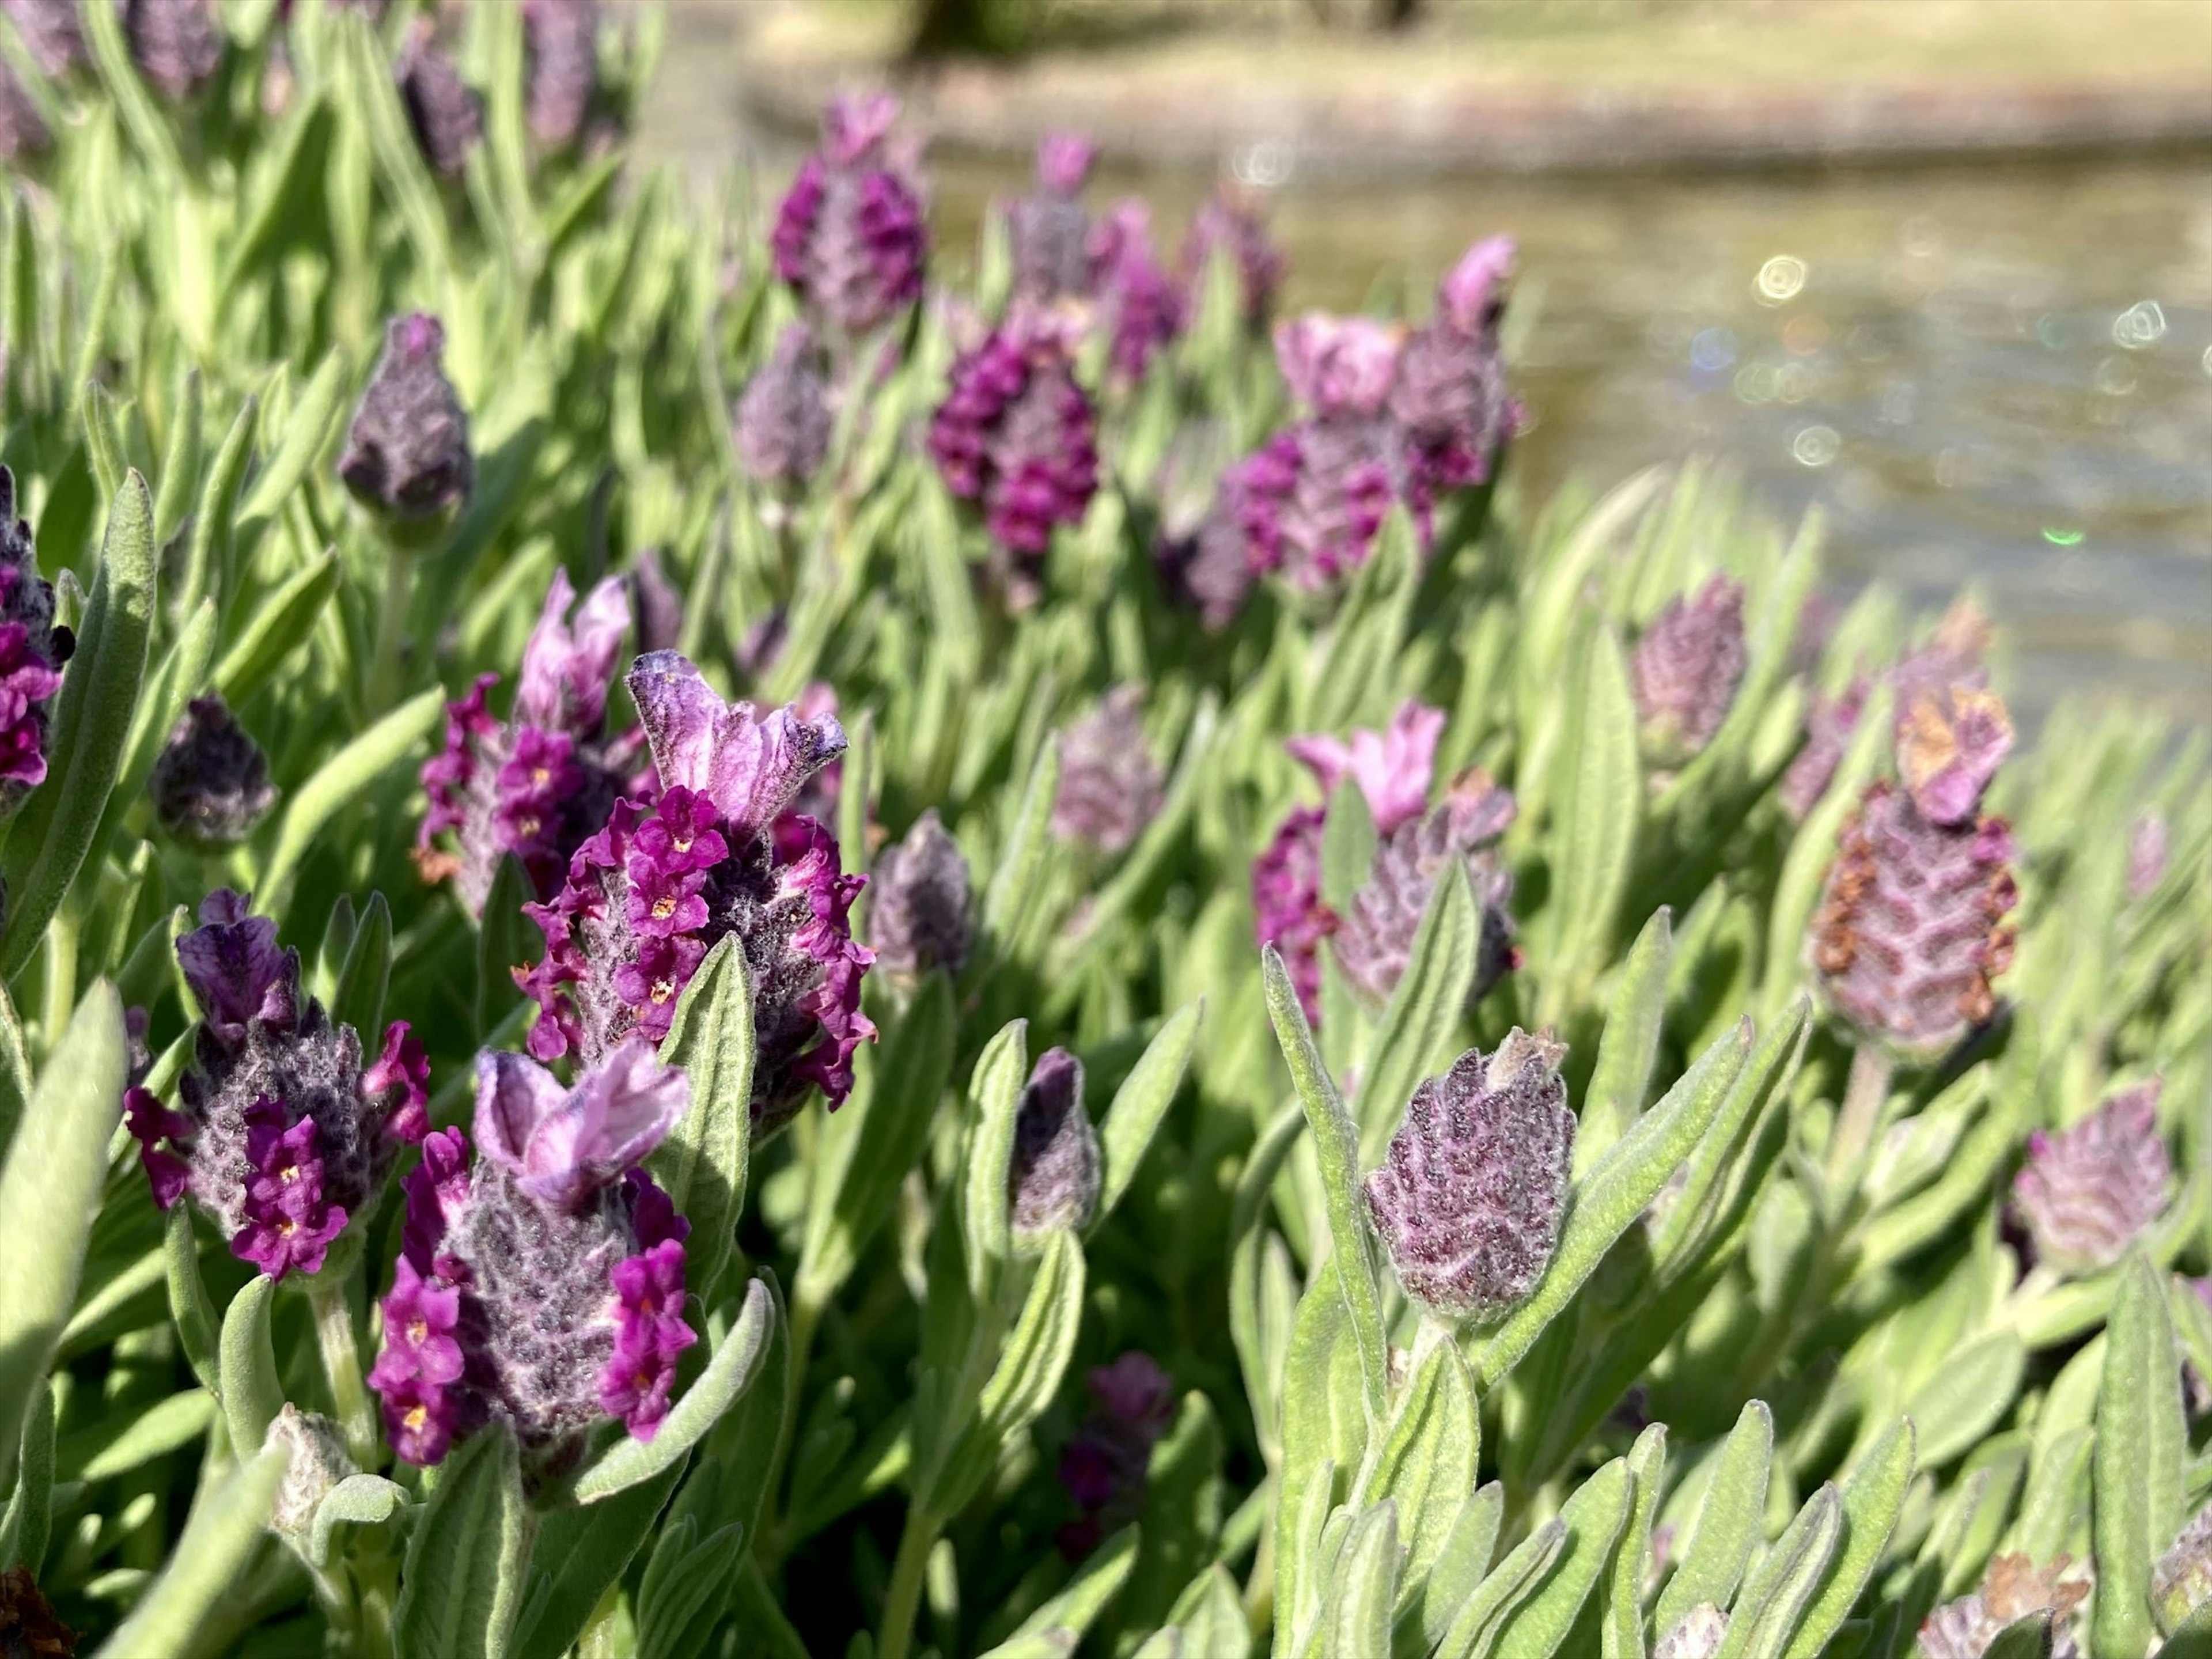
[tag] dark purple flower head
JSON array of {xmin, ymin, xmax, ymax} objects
[
  {"xmin": 0, "ymin": 469, "xmax": 70, "ymax": 805},
  {"xmin": 1091, "ymin": 200, "xmax": 1185, "ymax": 384},
  {"xmin": 1632, "ymin": 575, "xmax": 1749, "ymax": 766},
  {"xmin": 396, "ymin": 21, "xmax": 482, "ymax": 179},
  {"xmin": 120, "ymin": 0, "xmax": 222, "ymax": 100},
  {"xmin": 2012, "ymin": 1081, "xmax": 2170, "ymax": 1277},
  {"xmin": 1057, "ymin": 1353, "xmax": 1176, "ymax": 1558},
  {"xmin": 1364, "ymin": 1029, "xmax": 1574, "ymax": 1321},
  {"xmin": 0, "ymin": 56, "xmax": 49, "ymax": 164},
  {"xmin": 771, "ymin": 92, "xmax": 927, "ymax": 336},
  {"xmin": 521, "ymin": 0, "xmax": 599, "ymax": 151},
  {"xmin": 735, "ymin": 323, "xmax": 832, "ymax": 487},
  {"xmin": 339, "ymin": 315, "xmax": 474, "ymax": 522},
  {"xmin": 126, "ymin": 892, "xmax": 430, "ymax": 1281},
  {"xmin": 928, "ymin": 308, "xmax": 1099, "ymax": 570},
  {"xmin": 150, "ymin": 696, "xmax": 276, "ymax": 847},
  {"xmin": 1009, "ymin": 133, "xmax": 1096, "ymax": 304},
  {"xmin": 1779, "ymin": 676, "xmax": 1868, "ymax": 823},
  {"xmin": 369, "ymin": 1043, "xmax": 696, "ymax": 1470},
  {"xmin": 4, "ymin": 0, "xmax": 86, "ymax": 75},
  {"xmin": 519, "ymin": 652, "xmax": 874, "ymax": 1137},
  {"xmin": 2156, "ymin": 1503, "xmax": 2212, "ymax": 1634},
  {"xmin": 1009, "ymin": 1048, "xmax": 1098, "ymax": 1243},
  {"xmin": 419, "ymin": 569, "xmax": 633, "ymax": 912},
  {"xmin": 1051, "ymin": 685, "xmax": 1162, "ymax": 856},
  {"xmin": 1181, "ymin": 183, "xmax": 1283, "ymax": 329},
  {"xmin": 868, "ymin": 809, "xmax": 972, "ymax": 983},
  {"xmin": 1334, "ymin": 768, "xmax": 1518, "ymax": 1011}
]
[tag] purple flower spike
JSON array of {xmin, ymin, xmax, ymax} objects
[
  {"xmin": 1182, "ymin": 184, "xmax": 1283, "ymax": 329},
  {"xmin": 1813, "ymin": 690, "xmax": 2018, "ymax": 1059},
  {"xmin": 4, "ymin": 0, "xmax": 86, "ymax": 76},
  {"xmin": 370, "ymin": 1047, "xmax": 698, "ymax": 1469},
  {"xmin": 1438, "ymin": 236, "xmax": 1516, "ymax": 335},
  {"xmin": 522, "ymin": 0, "xmax": 600, "ymax": 152},
  {"xmin": 1092, "ymin": 201, "xmax": 1185, "ymax": 384},
  {"xmin": 1009, "ymin": 1048, "xmax": 1099, "ymax": 1243},
  {"xmin": 1253, "ymin": 806, "xmax": 1330, "ymax": 1025},
  {"xmin": 1057, "ymin": 1353, "xmax": 1176, "ymax": 1559},
  {"xmin": 339, "ymin": 315, "xmax": 474, "ymax": 522},
  {"xmin": 0, "ymin": 469, "xmax": 72, "ymax": 805},
  {"xmin": 868, "ymin": 809, "xmax": 972, "ymax": 983},
  {"xmin": 120, "ymin": 0, "xmax": 222, "ymax": 101},
  {"xmin": 928, "ymin": 309, "xmax": 1100, "ymax": 573},
  {"xmin": 1632, "ymin": 575, "xmax": 1749, "ymax": 766},
  {"xmin": 1779, "ymin": 677, "xmax": 1868, "ymax": 823},
  {"xmin": 2012, "ymin": 1081, "xmax": 2171, "ymax": 1278},
  {"xmin": 396, "ymin": 21, "xmax": 482, "ymax": 179},
  {"xmin": 1051, "ymin": 687, "xmax": 1164, "ymax": 856},
  {"xmin": 771, "ymin": 91, "xmax": 927, "ymax": 336},
  {"xmin": 134, "ymin": 892, "xmax": 430, "ymax": 1279},
  {"xmin": 1286, "ymin": 699, "xmax": 1446, "ymax": 837},
  {"xmin": 418, "ymin": 569, "xmax": 634, "ymax": 912},
  {"xmin": 1363, "ymin": 1030, "xmax": 1575, "ymax": 1321},
  {"xmin": 1275, "ymin": 315, "xmax": 1404, "ymax": 419},
  {"xmin": 1917, "ymin": 1555, "xmax": 2088, "ymax": 1659},
  {"xmin": 150, "ymin": 696, "xmax": 276, "ymax": 848},
  {"xmin": 1010, "ymin": 133, "xmax": 1097, "ymax": 304},
  {"xmin": 1334, "ymin": 769, "xmax": 1518, "ymax": 1011},
  {"xmin": 519, "ymin": 653, "xmax": 873, "ymax": 1136},
  {"xmin": 736, "ymin": 324, "xmax": 833, "ymax": 487}
]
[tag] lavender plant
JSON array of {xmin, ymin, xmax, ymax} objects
[{"xmin": 0, "ymin": 7, "xmax": 2205, "ymax": 1659}]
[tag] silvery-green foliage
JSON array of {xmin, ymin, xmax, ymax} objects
[{"xmin": 0, "ymin": 5, "xmax": 2203, "ymax": 1656}]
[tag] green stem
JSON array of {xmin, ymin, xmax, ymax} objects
[
  {"xmin": 1825, "ymin": 1043, "xmax": 1896, "ymax": 1214},
  {"xmin": 758, "ymin": 1284, "xmax": 824, "ymax": 1565},
  {"xmin": 309, "ymin": 1275, "xmax": 378, "ymax": 1468},
  {"xmin": 736, "ymin": 1557, "xmax": 812, "ymax": 1659},
  {"xmin": 876, "ymin": 1505, "xmax": 941, "ymax": 1659},
  {"xmin": 41, "ymin": 900, "xmax": 79, "ymax": 1050},
  {"xmin": 369, "ymin": 541, "xmax": 418, "ymax": 714}
]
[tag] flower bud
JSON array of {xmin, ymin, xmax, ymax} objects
[
  {"xmin": 2156, "ymin": 1503, "xmax": 2212, "ymax": 1633},
  {"xmin": 121, "ymin": 0, "xmax": 222, "ymax": 100},
  {"xmin": 1654, "ymin": 1606, "xmax": 1728, "ymax": 1659},
  {"xmin": 0, "ymin": 468, "xmax": 71, "ymax": 808},
  {"xmin": 735, "ymin": 323, "xmax": 832, "ymax": 487},
  {"xmin": 369, "ymin": 1041, "xmax": 694, "ymax": 1472},
  {"xmin": 1091, "ymin": 200, "xmax": 1184, "ymax": 384},
  {"xmin": 2012, "ymin": 1081, "xmax": 2170, "ymax": 1277},
  {"xmin": 1334, "ymin": 768, "xmax": 1517, "ymax": 1010},
  {"xmin": 1632, "ymin": 575, "xmax": 1748, "ymax": 766},
  {"xmin": 396, "ymin": 22, "xmax": 482, "ymax": 179},
  {"xmin": 629, "ymin": 547, "xmax": 683, "ymax": 656},
  {"xmin": 1181, "ymin": 183, "xmax": 1283, "ymax": 329},
  {"xmin": 151, "ymin": 697, "xmax": 276, "ymax": 847},
  {"xmin": 771, "ymin": 92, "xmax": 927, "ymax": 336},
  {"xmin": 522, "ymin": 0, "xmax": 600, "ymax": 152},
  {"xmin": 1056, "ymin": 1353, "xmax": 1175, "ymax": 1558},
  {"xmin": 1812, "ymin": 690, "xmax": 2017, "ymax": 1059},
  {"xmin": 4, "ymin": 0, "xmax": 86, "ymax": 76},
  {"xmin": 1051, "ymin": 686, "xmax": 1162, "ymax": 855},
  {"xmin": 339, "ymin": 315, "xmax": 474, "ymax": 522},
  {"xmin": 1365, "ymin": 1031, "xmax": 1573, "ymax": 1321},
  {"xmin": 1393, "ymin": 236, "xmax": 1517, "ymax": 499},
  {"xmin": 928, "ymin": 309, "xmax": 1099, "ymax": 571},
  {"xmin": 1009, "ymin": 1048, "xmax": 1099, "ymax": 1243},
  {"xmin": 1009, "ymin": 132, "xmax": 1096, "ymax": 304},
  {"xmin": 1916, "ymin": 1554, "xmax": 2086, "ymax": 1659},
  {"xmin": 265, "ymin": 1404, "xmax": 358, "ymax": 1536},
  {"xmin": 868, "ymin": 810, "xmax": 971, "ymax": 982}
]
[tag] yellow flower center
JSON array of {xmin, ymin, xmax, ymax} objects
[
  {"xmin": 403, "ymin": 1404, "xmax": 427, "ymax": 1431},
  {"xmin": 652, "ymin": 896, "xmax": 676, "ymax": 920}
]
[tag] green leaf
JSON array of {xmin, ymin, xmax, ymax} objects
[
  {"xmin": 92, "ymin": 1441, "xmax": 290, "ymax": 1659},
  {"xmin": 961, "ymin": 1230, "xmax": 1087, "ymax": 1500},
  {"xmin": 1473, "ymin": 1018, "xmax": 1753, "ymax": 1388},
  {"xmin": 636, "ymin": 1517, "xmax": 744, "ymax": 1659},
  {"xmin": 1164, "ymin": 1562, "xmax": 1251, "ymax": 1659},
  {"xmin": 1906, "ymin": 1331, "xmax": 2025, "ymax": 1469},
  {"xmin": 1434, "ymin": 1517, "xmax": 1566, "ymax": 1659},
  {"xmin": 1094, "ymin": 1000, "xmax": 1201, "ymax": 1227},
  {"xmin": 514, "ymin": 1464, "xmax": 685, "ymax": 1659},
  {"xmin": 647, "ymin": 936, "xmax": 755, "ymax": 1298},
  {"xmin": 394, "ymin": 1423, "xmax": 529, "ymax": 1659},
  {"xmin": 212, "ymin": 546, "xmax": 341, "ymax": 709},
  {"xmin": 1577, "ymin": 907, "xmax": 1674, "ymax": 1175},
  {"xmin": 0, "ymin": 1377, "xmax": 54, "ymax": 1573},
  {"xmin": 0, "ymin": 980, "xmax": 29, "ymax": 1166},
  {"xmin": 1262, "ymin": 944, "xmax": 1389, "ymax": 1421},
  {"xmin": 0, "ymin": 475, "xmax": 156, "ymax": 979},
  {"xmin": 1979, "ymin": 1615, "xmax": 2054, "ymax": 1659},
  {"xmin": 179, "ymin": 393, "xmax": 259, "ymax": 624},
  {"xmin": 1551, "ymin": 624, "xmax": 1641, "ymax": 987},
  {"xmin": 219, "ymin": 1274, "xmax": 283, "ymax": 1463},
  {"xmin": 235, "ymin": 349, "xmax": 349, "ymax": 548},
  {"xmin": 63, "ymin": 1388, "xmax": 213, "ymax": 1483},
  {"xmin": 1408, "ymin": 1483, "xmax": 1505, "ymax": 1659},
  {"xmin": 1654, "ymin": 1400, "xmax": 1772, "ymax": 1636},
  {"xmin": 570, "ymin": 1278, "xmax": 777, "ymax": 1505},
  {"xmin": 1358, "ymin": 1335, "xmax": 1479, "ymax": 1620},
  {"xmin": 982, "ymin": 1529, "xmax": 1139, "ymax": 1659},
  {"xmin": 338, "ymin": 10, "xmax": 452, "ymax": 281},
  {"xmin": 331, "ymin": 890, "xmax": 394, "ymax": 1044},
  {"xmin": 152, "ymin": 365, "xmax": 203, "ymax": 551},
  {"xmin": 163, "ymin": 1205, "xmax": 219, "ymax": 1393},
  {"xmin": 1278, "ymin": 1280, "xmax": 1370, "ymax": 1645},
  {"xmin": 1320, "ymin": 779, "xmax": 1378, "ymax": 915},
  {"xmin": 1713, "ymin": 1486, "xmax": 1843, "ymax": 1659},
  {"xmin": 1320, "ymin": 1501, "xmax": 1399, "ymax": 1659},
  {"xmin": 962, "ymin": 1019, "xmax": 1031, "ymax": 1292},
  {"xmin": 305, "ymin": 1474, "xmax": 408, "ymax": 1571},
  {"xmin": 2095, "ymin": 1252, "xmax": 2187, "ymax": 1659},
  {"xmin": 1356, "ymin": 860, "xmax": 1478, "ymax": 1166},
  {"xmin": 0, "ymin": 984, "xmax": 126, "ymax": 1494},
  {"xmin": 78, "ymin": 0, "xmax": 185, "ymax": 185},
  {"xmin": 257, "ymin": 687, "xmax": 444, "ymax": 914},
  {"xmin": 1781, "ymin": 1419, "xmax": 1914, "ymax": 1659},
  {"xmin": 1604, "ymin": 1423, "xmax": 1668, "ymax": 1659},
  {"xmin": 978, "ymin": 740, "xmax": 1061, "ymax": 969},
  {"xmin": 1490, "ymin": 1457, "xmax": 1634, "ymax": 1659},
  {"xmin": 99, "ymin": 598, "xmax": 217, "ymax": 859}
]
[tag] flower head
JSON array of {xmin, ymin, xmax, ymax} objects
[
  {"xmin": 736, "ymin": 323, "xmax": 833, "ymax": 487},
  {"xmin": 1916, "ymin": 1554, "xmax": 2086, "ymax": 1659},
  {"xmin": 1632, "ymin": 575, "xmax": 1748, "ymax": 766},
  {"xmin": 396, "ymin": 21, "xmax": 482, "ymax": 179},
  {"xmin": 1780, "ymin": 677, "xmax": 1868, "ymax": 823},
  {"xmin": 339, "ymin": 315, "xmax": 474, "ymax": 522},
  {"xmin": 1181, "ymin": 183, "xmax": 1283, "ymax": 328},
  {"xmin": 4, "ymin": 0, "xmax": 86, "ymax": 75},
  {"xmin": 1363, "ymin": 1030, "xmax": 1575, "ymax": 1321},
  {"xmin": 1051, "ymin": 686, "xmax": 1162, "ymax": 856},
  {"xmin": 1009, "ymin": 1048, "xmax": 1099, "ymax": 1243},
  {"xmin": 1275, "ymin": 315, "xmax": 1404, "ymax": 419},
  {"xmin": 868, "ymin": 809, "xmax": 972, "ymax": 983},
  {"xmin": 369, "ymin": 1042, "xmax": 696, "ymax": 1469},
  {"xmin": 2012, "ymin": 1081, "xmax": 2171, "ymax": 1277},
  {"xmin": 0, "ymin": 1566, "xmax": 75, "ymax": 1657},
  {"xmin": 125, "ymin": 892, "xmax": 429, "ymax": 1280},
  {"xmin": 1009, "ymin": 133, "xmax": 1097, "ymax": 304},
  {"xmin": 0, "ymin": 468, "xmax": 71, "ymax": 806},
  {"xmin": 1252, "ymin": 806, "xmax": 1329, "ymax": 1024},
  {"xmin": 1333, "ymin": 768, "xmax": 1518, "ymax": 1010},
  {"xmin": 522, "ymin": 0, "xmax": 600, "ymax": 151},
  {"xmin": 121, "ymin": 0, "xmax": 222, "ymax": 100},
  {"xmin": 1056, "ymin": 1353, "xmax": 1175, "ymax": 1558},
  {"xmin": 419, "ymin": 569, "xmax": 634, "ymax": 912},
  {"xmin": 1090, "ymin": 201, "xmax": 1184, "ymax": 382},
  {"xmin": 518, "ymin": 653, "xmax": 873, "ymax": 1137},
  {"xmin": 150, "ymin": 697, "xmax": 276, "ymax": 847},
  {"xmin": 1391, "ymin": 236, "xmax": 1518, "ymax": 497},
  {"xmin": 771, "ymin": 92, "xmax": 927, "ymax": 336}
]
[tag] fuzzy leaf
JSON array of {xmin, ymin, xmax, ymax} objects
[
  {"xmin": 1781, "ymin": 1419, "xmax": 1914, "ymax": 1659},
  {"xmin": 1490, "ymin": 1457, "xmax": 1634, "ymax": 1658},
  {"xmin": 393, "ymin": 1423, "xmax": 529, "ymax": 1659},
  {"xmin": 306, "ymin": 1474, "xmax": 408, "ymax": 1571},
  {"xmin": 93, "ymin": 1441, "xmax": 290, "ymax": 1658},
  {"xmin": 1655, "ymin": 1400, "xmax": 1772, "ymax": 1635},
  {"xmin": 214, "ymin": 547, "xmax": 342, "ymax": 710},
  {"xmin": 648, "ymin": 936, "xmax": 755, "ymax": 1298},
  {"xmin": 1434, "ymin": 1517, "xmax": 1566, "ymax": 1659},
  {"xmin": 1577, "ymin": 907, "xmax": 1674, "ymax": 1175},
  {"xmin": 1095, "ymin": 1000, "xmax": 1202, "ymax": 1226},
  {"xmin": 963, "ymin": 1019, "xmax": 1031, "ymax": 1292},
  {"xmin": 1714, "ymin": 1485, "xmax": 1843, "ymax": 1659},
  {"xmin": 332, "ymin": 891, "xmax": 394, "ymax": 1046},
  {"xmin": 984, "ymin": 1527, "xmax": 1140, "ymax": 1658},
  {"xmin": 258, "ymin": 688, "xmax": 444, "ymax": 913},
  {"xmin": 219, "ymin": 1274, "xmax": 283, "ymax": 1463},
  {"xmin": 2094, "ymin": 1251, "xmax": 2187, "ymax": 1659},
  {"xmin": 1357, "ymin": 859, "xmax": 1479, "ymax": 1166},
  {"xmin": 1604, "ymin": 1423, "xmax": 1668, "ymax": 1659}
]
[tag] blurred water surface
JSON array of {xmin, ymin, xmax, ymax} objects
[{"xmin": 642, "ymin": 60, "xmax": 2212, "ymax": 728}]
